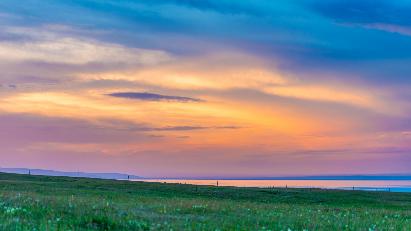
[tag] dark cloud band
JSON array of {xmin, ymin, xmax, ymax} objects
[{"xmin": 107, "ymin": 92, "xmax": 203, "ymax": 102}]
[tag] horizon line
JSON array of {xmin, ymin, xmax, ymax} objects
[{"xmin": 2, "ymin": 167, "xmax": 411, "ymax": 180}]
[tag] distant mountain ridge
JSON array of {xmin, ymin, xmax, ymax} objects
[
  {"xmin": 1, "ymin": 168, "xmax": 411, "ymax": 181},
  {"xmin": 0, "ymin": 168, "xmax": 142, "ymax": 180}
]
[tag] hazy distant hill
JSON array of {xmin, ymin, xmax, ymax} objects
[
  {"xmin": 1, "ymin": 168, "xmax": 410, "ymax": 181},
  {"xmin": 0, "ymin": 168, "xmax": 142, "ymax": 180}
]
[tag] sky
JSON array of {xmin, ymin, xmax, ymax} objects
[{"xmin": 0, "ymin": 0, "xmax": 411, "ymax": 178}]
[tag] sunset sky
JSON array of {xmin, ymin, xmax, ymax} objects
[{"xmin": 1, "ymin": 0, "xmax": 411, "ymax": 178}]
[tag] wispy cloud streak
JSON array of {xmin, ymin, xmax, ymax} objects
[{"xmin": 107, "ymin": 92, "xmax": 203, "ymax": 102}]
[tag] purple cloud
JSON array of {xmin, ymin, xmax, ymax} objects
[{"xmin": 107, "ymin": 92, "xmax": 203, "ymax": 102}]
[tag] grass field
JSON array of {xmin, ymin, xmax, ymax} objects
[{"xmin": 0, "ymin": 173, "xmax": 410, "ymax": 230}]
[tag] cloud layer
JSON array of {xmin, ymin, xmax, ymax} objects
[{"xmin": 0, "ymin": 0, "xmax": 410, "ymax": 177}]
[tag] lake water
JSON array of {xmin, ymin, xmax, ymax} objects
[{"xmin": 140, "ymin": 179, "xmax": 411, "ymax": 192}]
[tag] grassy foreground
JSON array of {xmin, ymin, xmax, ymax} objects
[{"xmin": 0, "ymin": 173, "xmax": 410, "ymax": 230}]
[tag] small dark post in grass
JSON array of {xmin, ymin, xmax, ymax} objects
[
  {"xmin": 28, "ymin": 169, "xmax": 31, "ymax": 175},
  {"xmin": 217, "ymin": 181, "xmax": 219, "ymax": 187},
  {"xmin": 127, "ymin": 175, "xmax": 130, "ymax": 181}
]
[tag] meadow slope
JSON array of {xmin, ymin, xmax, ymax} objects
[{"xmin": 0, "ymin": 173, "xmax": 410, "ymax": 230}]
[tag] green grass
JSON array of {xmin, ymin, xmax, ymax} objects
[{"xmin": 0, "ymin": 173, "xmax": 410, "ymax": 230}]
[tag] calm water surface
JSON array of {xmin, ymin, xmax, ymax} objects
[{"xmin": 140, "ymin": 179, "xmax": 411, "ymax": 192}]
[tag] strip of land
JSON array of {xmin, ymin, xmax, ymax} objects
[{"xmin": 0, "ymin": 173, "xmax": 410, "ymax": 230}]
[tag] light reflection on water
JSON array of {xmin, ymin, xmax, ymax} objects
[{"xmin": 138, "ymin": 179, "xmax": 411, "ymax": 192}]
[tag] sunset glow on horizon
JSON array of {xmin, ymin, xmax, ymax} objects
[{"xmin": 1, "ymin": 0, "xmax": 411, "ymax": 178}]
